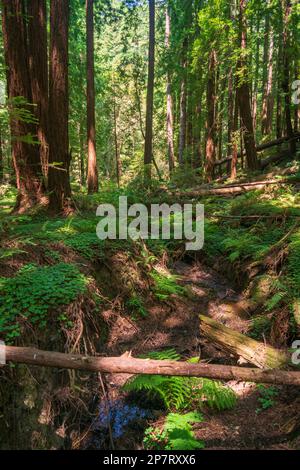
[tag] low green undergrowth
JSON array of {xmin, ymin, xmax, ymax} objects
[
  {"xmin": 256, "ymin": 385, "xmax": 279, "ymax": 413},
  {"xmin": 124, "ymin": 349, "xmax": 236, "ymax": 411},
  {"xmin": 150, "ymin": 271, "xmax": 186, "ymax": 301},
  {"xmin": 0, "ymin": 262, "xmax": 88, "ymax": 341},
  {"xmin": 143, "ymin": 412, "xmax": 204, "ymax": 451}
]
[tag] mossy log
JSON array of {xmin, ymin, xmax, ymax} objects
[{"xmin": 199, "ymin": 314, "xmax": 289, "ymax": 369}]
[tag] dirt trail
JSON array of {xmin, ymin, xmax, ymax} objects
[
  {"xmin": 174, "ymin": 261, "xmax": 300, "ymax": 450},
  {"xmin": 101, "ymin": 260, "xmax": 300, "ymax": 450}
]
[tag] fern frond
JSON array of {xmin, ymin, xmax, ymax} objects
[{"xmin": 124, "ymin": 349, "xmax": 236, "ymax": 412}]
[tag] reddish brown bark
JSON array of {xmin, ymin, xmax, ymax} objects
[
  {"xmin": 179, "ymin": 46, "xmax": 187, "ymax": 166},
  {"xmin": 237, "ymin": 0, "xmax": 259, "ymax": 171},
  {"xmin": 48, "ymin": 0, "xmax": 72, "ymax": 213},
  {"xmin": 205, "ymin": 50, "xmax": 217, "ymax": 181},
  {"xmin": 231, "ymin": 89, "xmax": 239, "ymax": 179},
  {"xmin": 282, "ymin": 0, "xmax": 296, "ymax": 154},
  {"xmin": 86, "ymin": 0, "xmax": 98, "ymax": 194},
  {"xmin": 113, "ymin": 93, "xmax": 121, "ymax": 187},
  {"xmin": 27, "ymin": 0, "xmax": 49, "ymax": 180},
  {"xmin": 0, "ymin": 125, "xmax": 3, "ymax": 182},
  {"xmin": 2, "ymin": 0, "xmax": 44, "ymax": 212},
  {"xmin": 144, "ymin": 0, "xmax": 155, "ymax": 183},
  {"xmin": 261, "ymin": 12, "xmax": 274, "ymax": 136},
  {"xmin": 165, "ymin": 7, "xmax": 175, "ymax": 173}
]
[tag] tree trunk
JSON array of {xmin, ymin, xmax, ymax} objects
[
  {"xmin": 205, "ymin": 49, "xmax": 217, "ymax": 181},
  {"xmin": 178, "ymin": 45, "xmax": 187, "ymax": 166},
  {"xmin": 86, "ymin": 0, "xmax": 98, "ymax": 194},
  {"xmin": 282, "ymin": 0, "xmax": 296, "ymax": 154},
  {"xmin": 193, "ymin": 99, "xmax": 203, "ymax": 170},
  {"xmin": 27, "ymin": 0, "xmax": 49, "ymax": 181},
  {"xmin": 2, "ymin": 0, "xmax": 44, "ymax": 212},
  {"xmin": 295, "ymin": 65, "xmax": 300, "ymax": 133},
  {"xmin": 165, "ymin": 7, "xmax": 175, "ymax": 174},
  {"xmin": 144, "ymin": 0, "xmax": 155, "ymax": 183},
  {"xmin": 227, "ymin": 68, "xmax": 234, "ymax": 157},
  {"xmin": 217, "ymin": 76, "xmax": 225, "ymax": 162},
  {"xmin": 231, "ymin": 88, "xmax": 239, "ymax": 179},
  {"xmin": 48, "ymin": 0, "xmax": 71, "ymax": 213},
  {"xmin": 262, "ymin": 16, "xmax": 274, "ymax": 136},
  {"xmin": 276, "ymin": 26, "xmax": 284, "ymax": 139},
  {"xmin": 237, "ymin": 0, "xmax": 259, "ymax": 171},
  {"xmin": 252, "ymin": 17, "xmax": 260, "ymax": 131},
  {"xmin": 79, "ymin": 120, "xmax": 85, "ymax": 187},
  {"xmin": 0, "ymin": 125, "xmax": 3, "ymax": 182},
  {"xmin": 178, "ymin": 78, "xmax": 187, "ymax": 166},
  {"xmin": 113, "ymin": 93, "xmax": 121, "ymax": 187}
]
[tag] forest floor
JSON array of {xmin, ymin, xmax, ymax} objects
[
  {"xmin": 93, "ymin": 259, "xmax": 300, "ymax": 450},
  {"xmin": 1, "ymin": 156, "xmax": 300, "ymax": 450}
]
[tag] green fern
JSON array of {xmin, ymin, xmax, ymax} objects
[
  {"xmin": 123, "ymin": 349, "xmax": 236, "ymax": 411},
  {"xmin": 195, "ymin": 378, "xmax": 237, "ymax": 411},
  {"xmin": 150, "ymin": 271, "xmax": 186, "ymax": 300},
  {"xmin": 144, "ymin": 412, "xmax": 204, "ymax": 451},
  {"xmin": 164, "ymin": 412, "xmax": 205, "ymax": 450}
]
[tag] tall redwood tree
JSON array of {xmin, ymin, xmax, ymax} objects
[
  {"xmin": 2, "ymin": 0, "xmax": 44, "ymax": 212},
  {"xmin": 0, "ymin": 124, "xmax": 3, "ymax": 182},
  {"xmin": 237, "ymin": 0, "xmax": 259, "ymax": 171},
  {"xmin": 144, "ymin": 0, "xmax": 155, "ymax": 183},
  {"xmin": 205, "ymin": 49, "xmax": 217, "ymax": 181},
  {"xmin": 86, "ymin": 0, "xmax": 98, "ymax": 194},
  {"xmin": 282, "ymin": 0, "xmax": 296, "ymax": 155},
  {"xmin": 165, "ymin": 6, "xmax": 175, "ymax": 173},
  {"xmin": 27, "ymin": 0, "xmax": 49, "ymax": 180},
  {"xmin": 48, "ymin": 0, "xmax": 72, "ymax": 212}
]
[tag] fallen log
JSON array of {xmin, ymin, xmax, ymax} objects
[
  {"xmin": 257, "ymin": 133, "xmax": 300, "ymax": 152},
  {"xmin": 1, "ymin": 345, "xmax": 300, "ymax": 386},
  {"xmin": 247, "ymin": 223, "xmax": 299, "ymax": 272},
  {"xmin": 260, "ymin": 150, "xmax": 290, "ymax": 170},
  {"xmin": 213, "ymin": 133, "xmax": 300, "ymax": 168},
  {"xmin": 199, "ymin": 314, "xmax": 289, "ymax": 369},
  {"xmin": 205, "ymin": 214, "xmax": 298, "ymax": 221},
  {"xmin": 173, "ymin": 178, "xmax": 300, "ymax": 197}
]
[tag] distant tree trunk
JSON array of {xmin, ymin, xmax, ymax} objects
[
  {"xmin": 144, "ymin": 0, "xmax": 155, "ymax": 183},
  {"xmin": 276, "ymin": 34, "xmax": 283, "ymax": 139},
  {"xmin": 192, "ymin": 94, "xmax": 203, "ymax": 170},
  {"xmin": 205, "ymin": 49, "xmax": 217, "ymax": 181},
  {"xmin": 2, "ymin": 0, "xmax": 44, "ymax": 212},
  {"xmin": 79, "ymin": 121, "xmax": 85, "ymax": 187},
  {"xmin": 113, "ymin": 93, "xmax": 121, "ymax": 187},
  {"xmin": 282, "ymin": 0, "xmax": 296, "ymax": 154},
  {"xmin": 237, "ymin": 0, "xmax": 259, "ymax": 171},
  {"xmin": 231, "ymin": 89, "xmax": 239, "ymax": 179},
  {"xmin": 48, "ymin": 0, "xmax": 71, "ymax": 213},
  {"xmin": 178, "ymin": 37, "xmax": 188, "ymax": 166},
  {"xmin": 86, "ymin": 0, "xmax": 98, "ymax": 194},
  {"xmin": 252, "ymin": 17, "xmax": 260, "ymax": 130},
  {"xmin": 217, "ymin": 76, "xmax": 226, "ymax": 162},
  {"xmin": 27, "ymin": 0, "xmax": 48, "ymax": 181},
  {"xmin": 0, "ymin": 125, "xmax": 3, "ymax": 182},
  {"xmin": 165, "ymin": 7, "xmax": 175, "ymax": 174},
  {"xmin": 186, "ymin": 89, "xmax": 194, "ymax": 167},
  {"xmin": 262, "ymin": 16, "xmax": 274, "ymax": 135},
  {"xmin": 178, "ymin": 73, "xmax": 187, "ymax": 165},
  {"xmin": 295, "ymin": 67, "xmax": 300, "ymax": 133},
  {"xmin": 227, "ymin": 68, "xmax": 234, "ymax": 157}
]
